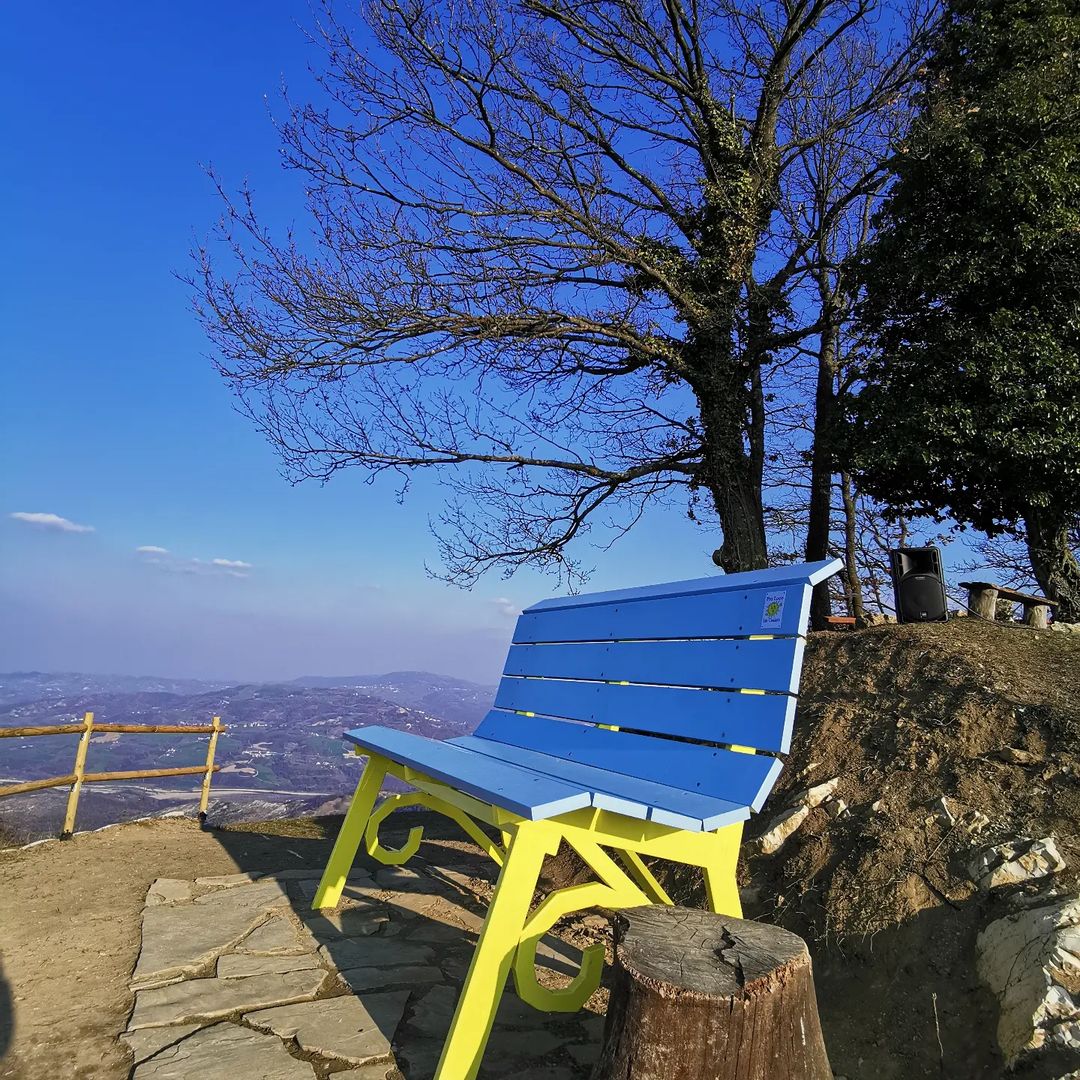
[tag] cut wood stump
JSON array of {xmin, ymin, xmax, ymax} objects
[{"xmin": 592, "ymin": 906, "xmax": 831, "ymax": 1080}]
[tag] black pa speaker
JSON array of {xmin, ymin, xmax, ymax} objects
[{"xmin": 889, "ymin": 547, "xmax": 948, "ymax": 623}]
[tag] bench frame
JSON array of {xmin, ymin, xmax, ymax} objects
[
  {"xmin": 313, "ymin": 559, "xmax": 842, "ymax": 1080},
  {"xmin": 314, "ymin": 753, "xmax": 742, "ymax": 1079}
]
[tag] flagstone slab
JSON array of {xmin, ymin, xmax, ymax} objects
[
  {"xmin": 303, "ymin": 907, "xmax": 390, "ymax": 940},
  {"xmin": 131, "ymin": 1021, "xmax": 315, "ymax": 1079},
  {"xmin": 317, "ymin": 937, "xmax": 435, "ymax": 970},
  {"xmin": 147, "ymin": 879, "xmax": 196, "ymax": 906},
  {"xmin": 265, "ymin": 868, "xmax": 372, "ymax": 882},
  {"xmin": 293, "ymin": 872, "xmax": 377, "ymax": 901},
  {"xmin": 216, "ymin": 952, "xmax": 323, "ymax": 978},
  {"xmin": 239, "ymin": 916, "xmax": 313, "ymax": 956},
  {"xmin": 134, "ymin": 881, "xmax": 291, "ymax": 986},
  {"xmin": 245, "ymin": 991, "xmax": 410, "ymax": 1065},
  {"xmin": 121, "ymin": 1023, "xmax": 201, "ymax": 1065},
  {"xmin": 339, "ymin": 964, "xmax": 444, "ymax": 992},
  {"xmin": 405, "ymin": 985, "xmax": 459, "ymax": 1039},
  {"xmin": 195, "ymin": 872, "xmax": 265, "ymax": 888},
  {"xmin": 336, "ymin": 1065, "xmax": 393, "ymax": 1079},
  {"xmin": 129, "ymin": 969, "xmax": 328, "ymax": 1029}
]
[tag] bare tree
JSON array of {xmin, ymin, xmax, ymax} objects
[{"xmin": 194, "ymin": 0, "xmax": 931, "ymax": 585}]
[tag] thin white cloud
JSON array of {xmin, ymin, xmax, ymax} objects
[
  {"xmin": 490, "ymin": 597, "xmax": 519, "ymax": 619},
  {"xmin": 135, "ymin": 546, "xmax": 253, "ymax": 579},
  {"xmin": 10, "ymin": 512, "xmax": 95, "ymax": 534}
]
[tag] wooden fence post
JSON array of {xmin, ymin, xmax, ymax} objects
[
  {"xmin": 60, "ymin": 712, "xmax": 94, "ymax": 840},
  {"xmin": 198, "ymin": 716, "xmax": 222, "ymax": 827}
]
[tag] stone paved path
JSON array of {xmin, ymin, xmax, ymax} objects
[{"xmin": 122, "ymin": 863, "xmax": 604, "ymax": 1079}]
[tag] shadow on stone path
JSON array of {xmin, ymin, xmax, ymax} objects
[{"xmin": 123, "ymin": 857, "xmax": 604, "ymax": 1079}]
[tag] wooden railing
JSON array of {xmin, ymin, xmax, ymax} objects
[{"xmin": 0, "ymin": 712, "xmax": 225, "ymax": 838}]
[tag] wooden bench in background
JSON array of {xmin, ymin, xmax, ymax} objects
[
  {"xmin": 959, "ymin": 580, "xmax": 1058, "ymax": 629},
  {"xmin": 313, "ymin": 558, "xmax": 843, "ymax": 1080}
]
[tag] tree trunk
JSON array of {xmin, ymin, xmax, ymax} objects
[
  {"xmin": 694, "ymin": 373, "xmax": 768, "ymax": 575},
  {"xmin": 839, "ymin": 472, "xmax": 866, "ymax": 625},
  {"xmin": 806, "ymin": 307, "xmax": 841, "ymax": 629},
  {"xmin": 592, "ymin": 907, "xmax": 832, "ymax": 1080},
  {"xmin": 1024, "ymin": 507, "xmax": 1080, "ymax": 622}
]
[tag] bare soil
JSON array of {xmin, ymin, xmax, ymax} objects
[{"xmin": 740, "ymin": 618, "xmax": 1080, "ymax": 1080}]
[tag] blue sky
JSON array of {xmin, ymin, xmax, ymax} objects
[{"xmin": 0, "ymin": 2, "xmax": 728, "ymax": 683}]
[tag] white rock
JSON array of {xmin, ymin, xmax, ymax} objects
[
  {"xmin": 792, "ymin": 778, "xmax": 840, "ymax": 809},
  {"xmin": 971, "ymin": 837, "xmax": 1066, "ymax": 890},
  {"xmin": 963, "ymin": 810, "xmax": 991, "ymax": 834},
  {"xmin": 976, "ymin": 896, "xmax": 1080, "ymax": 1065},
  {"xmin": 992, "ymin": 747, "xmax": 1042, "ymax": 766},
  {"xmin": 825, "ymin": 799, "xmax": 848, "ymax": 819},
  {"xmin": 932, "ymin": 797, "xmax": 957, "ymax": 827},
  {"xmin": 871, "ymin": 799, "xmax": 885, "ymax": 814},
  {"xmin": 755, "ymin": 805, "xmax": 809, "ymax": 855}
]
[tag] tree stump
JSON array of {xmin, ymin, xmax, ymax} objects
[{"xmin": 592, "ymin": 907, "xmax": 832, "ymax": 1080}]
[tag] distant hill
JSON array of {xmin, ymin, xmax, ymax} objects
[
  {"xmin": 0, "ymin": 670, "xmax": 496, "ymax": 841},
  {"xmin": 287, "ymin": 670, "xmax": 496, "ymax": 728},
  {"xmin": 0, "ymin": 671, "xmax": 229, "ymax": 708}
]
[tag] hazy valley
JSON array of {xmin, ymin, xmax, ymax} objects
[{"xmin": 0, "ymin": 669, "xmax": 495, "ymax": 841}]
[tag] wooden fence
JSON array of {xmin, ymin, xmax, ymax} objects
[{"xmin": 0, "ymin": 712, "xmax": 225, "ymax": 838}]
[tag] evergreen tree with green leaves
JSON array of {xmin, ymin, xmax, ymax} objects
[{"xmin": 845, "ymin": 0, "xmax": 1080, "ymax": 619}]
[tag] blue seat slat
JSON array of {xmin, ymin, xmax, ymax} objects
[
  {"xmin": 475, "ymin": 710, "xmax": 783, "ymax": 812},
  {"xmin": 523, "ymin": 559, "xmax": 843, "ymax": 613},
  {"xmin": 450, "ymin": 735, "xmax": 750, "ymax": 832},
  {"xmin": 493, "ymin": 677, "xmax": 796, "ymax": 753},
  {"xmin": 344, "ymin": 727, "xmax": 591, "ymax": 820},
  {"xmin": 503, "ymin": 637, "xmax": 805, "ymax": 695},
  {"xmin": 513, "ymin": 584, "xmax": 812, "ymax": 643}
]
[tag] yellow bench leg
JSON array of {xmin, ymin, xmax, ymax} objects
[
  {"xmin": 312, "ymin": 753, "xmax": 388, "ymax": 909},
  {"xmin": 435, "ymin": 822, "xmax": 554, "ymax": 1080},
  {"xmin": 702, "ymin": 821, "xmax": 744, "ymax": 917}
]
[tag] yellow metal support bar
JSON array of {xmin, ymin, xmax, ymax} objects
[
  {"xmin": 198, "ymin": 715, "xmax": 222, "ymax": 825},
  {"xmin": 614, "ymin": 848, "xmax": 674, "ymax": 905},
  {"xmin": 312, "ymin": 753, "xmax": 389, "ymax": 909},
  {"xmin": 365, "ymin": 791, "xmax": 506, "ymax": 868},
  {"xmin": 60, "ymin": 712, "xmax": 94, "ymax": 839},
  {"xmin": 512, "ymin": 835, "xmax": 649, "ymax": 1012},
  {"xmin": 436, "ymin": 823, "xmax": 555, "ymax": 1080}
]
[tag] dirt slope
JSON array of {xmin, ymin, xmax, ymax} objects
[{"xmin": 740, "ymin": 618, "xmax": 1080, "ymax": 1079}]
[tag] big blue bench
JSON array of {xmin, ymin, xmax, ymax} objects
[{"xmin": 313, "ymin": 558, "xmax": 842, "ymax": 1079}]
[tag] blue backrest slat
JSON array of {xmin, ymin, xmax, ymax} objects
[
  {"xmin": 503, "ymin": 637, "xmax": 805, "ymax": 696},
  {"xmin": 522, "ymin": 560, "xmax": 841, "ymax": 614},
  {"xmin": 475, "ymin": 710, "xmax": 783, "ymax": 812},
  {"xmin": 514, "ymin": 583, "xmax": 813, "ymax": 643},
  {"xmin": 493, "ymin": 677, "xmax": 796, "ymax": 753}
]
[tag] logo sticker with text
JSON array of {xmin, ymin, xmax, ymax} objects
[{"xmin": 761, "ymin": 591, "xmax": 787, "ymax": 630}]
